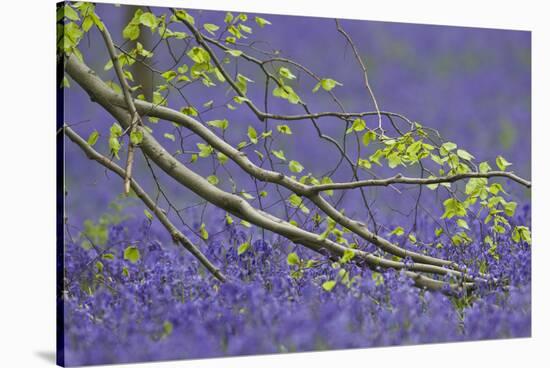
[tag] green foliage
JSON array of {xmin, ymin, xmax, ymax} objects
[
  {"xmin": 254, "ymin": 16, "xmax": 272, "ymax": 28},
  {"xmin": 207, "ymin": 119, "xmax": 229, "ymax": 130},
  {"xmin": 200, "ymin": 223, "xmax": 209, "ymax": 240},
  {"xmin": 390, "ymin": 226, "xmax": 405, "ymax": 236},
  {"xmin": 238, "ymin": 241, "xmax": 250, "ymax": 255},
  {"xmin": 287, "ymin": 252, "xmax": 300, "ymax": 266},
  {"xmin": 197, "ymin": 143, "xmax": 214, "ymax": 157},
  {"xmin": 441, "ymin": 198, "xmax": 467, "ymax": 219},
  {"xmin": 289, "ymin": 160, "xmax": 304, "ymax": 173},
  {"xmin": 87, "ymin": 130, "xmax": 99, "ymax": 146},
  {"xmin": 277, "ymin": 125, "xmax": 292, "ymax": 135},
  {"xmin": 273, "ymin": 85, "xmax": 301, "ymax": 104},
  {"xmin": 346, "ymin": 118, "xmax": 366, "ymax": 134},
  {"xmin": 322, "ymin": 280, "xmax": 336, "ymax": 292},
  {"xmin": 278, "ymin": 67, "xmax": 296, "ymax": 80},
  {"xmin": 496, "ymin": 155, "xmax": 512, "ymax": 171},
  {"xmin": 247, "ymin": 126, "xmax": 258, "ymax": 144},
  {"xmin": 271, "ymin": 150, "xmax": 286, "ymax": 161},
  {"xmin": 312, "ymin": 78, "xmax": 343, "ymax": 93},
  {"xmin": 109, "ymin": 122, "xmax": 123, "ymax": 159},
  {"xmin": 288, "ymin": 194, "xmax": 310, "ymax": 214},
  {"xmin": 130, "ymin": 129, "xmax": 143, "ymax": 145},
  {"xmin": 123, "ymin": 246, "xmax": 141, "ymax": 263}
]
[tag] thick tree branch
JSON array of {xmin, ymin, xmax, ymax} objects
[
  {"xmin": 64, "ymin": 55, "xmax": 487, "ymax": 273},
  {"xmin": 64, "ymin": 54, "xmax": 475, "ymax": 292},
  {"xmin": 63, "ymin": 125, "xmax": 227, "ymax": 282}
]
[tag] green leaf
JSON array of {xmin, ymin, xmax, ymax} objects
[
  {"xmin": 496, "ymin": 155, "xmax": 512, "ymax": 171},
  {"xmin": 390, "ymin": 226, "xmax": 405, "ymax": 236},
  {"xmin": 187, "ymin": 47, "xmax": 211, "ymax": 64},
  {"xmin": 271, "ymin": 150, "xmax": 286, "ymax": 161},
  {"xmin": 512, "ymin": 226, "xmax": 531, "ymax": 244},
  {"xmin": 276, "ymin": 125, "xmax": 292, "ymax": 135},
  {"xmin": 164, "ymin": 133, "xmax": 175, "ymax": 142},
  {"xmin": 63, "ymin": 5, "xmax": 80, "ymax": 21},
  {"xmin": 180, "ymin": 106, "xmax": 198, "ymax": 116},
  {"xmin": 123, "ymin": 23, "xmax": 140, "ymax": 41},
  {"xmin": 247, "ymin": 125, "xmax": 258, "ymax": 144},
  {"xmin": 161, "ymin": 70, "xmax": 177, "ymax": 82},
  {"xmin": 322, "ymin": 280, "xmax": 336, "ymax": 292},
  {"xmin": 200, "ymin": 223, "xmax": 209, "ymax": 240},
  {"xmin": 87, "ymin": 130, "xmax": 99, "ymax": 146},
  {"xmin": 102, "ymin": 253, "xmax": 115, "ymax": 260},
  {"xmin": 456, "ymin": 219, "xmax": 470, "ymax": 230},
  {"xmin": 255, "ymin": 16, "xmax": 271, "ymax": 27},
  {"xmin": 240, "ymin": 191, "xmax": 254, "ymax": 200},
  {"xmin": 109, "ymin": 136, "xmax": 121, "ymax": 159},
  {"xmin": 441, "ymin": 198, "xmax": 467, "ymax": 219},
  {"xmin": 439, "ymin": 141, "xmax": 457, "ymax": 156},
  {"xmin": 162, "ymin": 321, "xmax": 173, "ymax": 337},
  {"xmin": 362, "ymin": 131, "xmax": 376, "ymax": 147},
  {"xmin": 479, "ymin": 161, "xmax": 491, "ymax": 173},
  {"xmin": 217, "ymin": 152, "xmax": 228, "ymax": 164},
  {"xmin": 357, "ymin": 158, "xmax": 371, "ymax": 170},
  {"xmin": 273, "ymin": 85, "xmax": 301, "ymax": 104},
  {"xmin": 457, "ymin": 149, "xmax": 475, "ymax": 161},
  {"xmin": 197, "ymin": 143, "xmax": 213, "ymax": 157},
  {"xmin": 207, "ymin": 175, "xmax": 219, "ymax": 185},
  {"xmin": 320, "ymin": 176, "xmax": 334, "ymax": 196},
  {"xmin": 173, "ymin": 10, "xmax": 195, "ymax": 25},
  {"xmin": 434, "ymin": 227, "xmax": 443, "ymax": 237},
  {"xmin": 123, "ymin": 246, "xmax": 140, "ymax": 263},
  {"xmin": 203, "ymin": 23, "xmax": 220, "ymax": 35},
  {"xmin": 288, "ymin": 194, "xmax": 310, "ymax": 214},
  {"xmin": 225, "ymin": 49, "xmax": 243, "ymax": 57},
  {"xmin": 340, "ymin": 249, "xmax": 355, "ymax": 264},
  {"xmin": 130, "ymin": 130, "xmax": 143, "ymax": 145},
  {"xmin": 278, "ymin": 67, "xmax": 296, "ymax": 80},
  {"xmin": 504, "ymin": 201, "xmax": 517, "ymax": 217},
  {"xmin": 320, "ymin": 78, "xmax": 342, "ymax": 91},
  {"xmin": 238, "ymin": 241, "xmax": 250, "ymax": 255},
  {"xmin": 207, "ymin": 119, "xmax": 229, "ymax": 130},
  {"xmin": 139, "ymin": 12, "xmax": 157, "ymax": 28},
  {"xmin": 289, "ymin": 160, "xmax": 304, "ymax": 173},
  {"xmin": 346, "ymin": 118, "xmax": 366, "ymax": 134},
  {"xmin": 287, "ymin": 252, "xmax": 300, "ymax": 266},
  {"xmin": 144, "ymin": 209, "xmax": 154, "ymax": 221}
]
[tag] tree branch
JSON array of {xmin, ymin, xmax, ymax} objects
[
  {"xmin": 64, "ymin": 54, "xmax": 475, "ymax": 292},
  {"xmin": 63, "ymin": 125, "xmax": 227, "ymax": 282},
  {"xmin": 310, "ymin": 171, "xmax": 532, "ymax": 193},
  {"xmin": 64, "ymin": 55, "xmax": 487, "ymax": 273},
  {"xmin": 98, "ymin": 23, "xmax": 141, "ymax": 195}
]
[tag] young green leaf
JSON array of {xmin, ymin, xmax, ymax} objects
[
  {"xmin": 247, "ymin": 125, "xmax": 258, "ymax": 144},
  {"xmin": 203, "ymin": 23, "xmax": 220, "ymax": 35},
  {"xmin": 322, "ymin": 280, "xmax": 336, "ymax": 292},
  {"xmin": 87, "ymin": 130, "xmax": 99, "ymax": 146},
  {"xmin": 200, "ymin": 223, "xmax": 209, "ymax": 240},
  {"xmin": 123, "ymin": 246, "xmax": 141, "ymax": 263},
  {"xmin": 254, "ymin": 16, "xmax": 271, "ymax": 27},
  {"xmin": 496, "ymin": 155, "xmax": 512, "ymax": 171},
  {"xmin": 276, "ymin": 125, "xmax": 292, "ymax": 135},
  {"xmin": 289, "ymin": 160, "xmax": 304, "ymax": 173},
  {"xmin": 287, "ymin": 252, "xmax": 300, "ymax": 266},
  {"xmin": 271, "ymin": 150, "xmax": 286, "ymax": 161},
  {"xmin": 279, "ymin": 67, "xmax": 296, "ymax": 80},
  {"xmin": 238, "ymin": 241, "xmax": 250, "ymax": 255},
  {"xmin": 207, "ymin": 119, "xmax": 229, "ymax": 130},
  {"xmin": 207, "ymin": 175, "xmax": 219, "ymax": 185}
]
